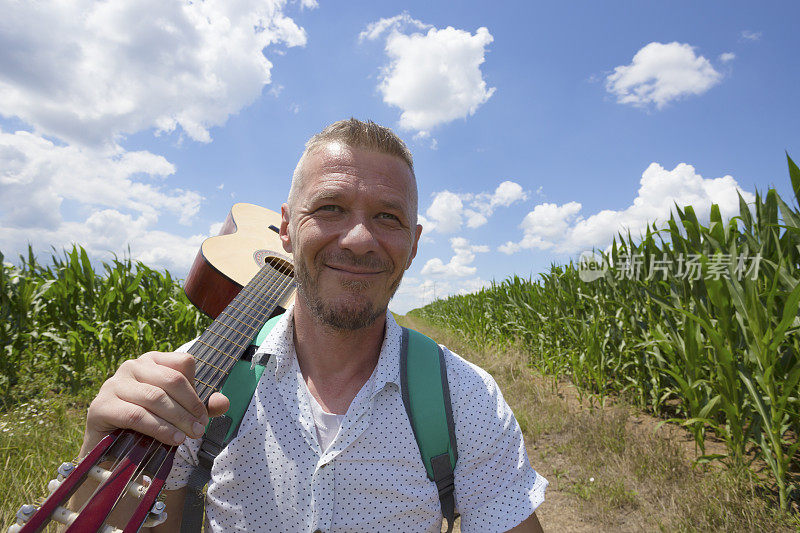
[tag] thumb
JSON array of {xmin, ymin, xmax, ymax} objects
[{"xmin": 207, "ymin": 392, "xmax": 230, "ymax": 418}]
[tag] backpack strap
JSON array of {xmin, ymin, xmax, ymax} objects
[
  {"xmin": 180, "ymin": 314, "xmax": 282, "ymax": 533},
  {"xmin": 400, "ymin": 327, "xmax": 458, "ymax": 533}
]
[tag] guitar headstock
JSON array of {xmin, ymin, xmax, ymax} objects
[{"xmin": 8, "ymin": 430, "xmax": 173, "ymax": 533}]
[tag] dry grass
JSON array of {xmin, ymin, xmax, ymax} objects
[{"xmin": 400, "ymin": 315, "xmax": 800, "ymax": 532}]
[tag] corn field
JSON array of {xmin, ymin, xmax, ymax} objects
[
  {"xmin": 412, "ymin": 155, "xmax": 800, "ymax": 511},
  {"xmin": 0, "ymin": 245, "xmax": 210, "ymax": 404}
]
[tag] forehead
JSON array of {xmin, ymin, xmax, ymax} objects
[{"xmin": 298, "ymin": 143, "xmax": 416, "ymax": 207}]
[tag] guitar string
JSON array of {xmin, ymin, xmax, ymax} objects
[
  {"xmin": 75, "ymin": 429, "xmax": 150, "ymax": 520},
  {"xmin": 72, "ymin": 266, "xmax": 285, "ymax": 525},
  {"xmin": 194, "ymin": 262, "xmax": 280, "ymax": 373},
  {"xmin": 203, "ymin": 258, "xmax": 295, "ymax": 391},
  {"xmin": 193, "ymin": 262, "xmax": 290, "ymax": 394},
  {"xmin": 201, "ymin": 267, "xmax": 295, "ymax": 395},
  {"xmin": 189, "ymin": 264, "xmax": 278, "ymax": 389},
  {"xmin": 107, "ymin": 435, "xmax": 166, "ymax": 523},
  {"xmin": 69, "ymin": 256, "xmax": 295, "ymax": 529},
  {"xmin": 112, "ymin": 258, "xmax": 296, "ymax": 530},
  {"xmin": 91, "ymin": 263, "xmax": 294, "ymax": 530},
  {"xmin": 194, "ymin": 259, "xmax": 295, "ymax": 397}
]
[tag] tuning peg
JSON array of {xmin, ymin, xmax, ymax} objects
[
  {"xmin": 58, "ymin": 462, "xmax": 76, "ymax": 478},
  {"xmin": 48, "ymin": 477, "xmax": 62, "ymax": 493},
  {"xmin": 142, "ymin": 500, "xmax": 168, "ymax": 528},
  {"xmin": 8, "ymin": 503, "xmax": 37, "ymax": 532}
]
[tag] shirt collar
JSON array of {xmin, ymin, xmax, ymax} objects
[{"xmin": 252, "ymin": 303, "xmax": 402, "ymax": 391}]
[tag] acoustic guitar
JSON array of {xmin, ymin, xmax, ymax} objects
[{"xmin": 8, "ymin": 203, "xmax": 295, "ymax": 532}]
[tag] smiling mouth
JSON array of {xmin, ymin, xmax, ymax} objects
[{"xmin": 325, "ymin": 265, "xmax": 385, "ymax": 275}]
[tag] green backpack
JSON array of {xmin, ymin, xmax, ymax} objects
[{"xmin": 181, "ymin": 315, "xmax": 458, "ymax": 532}]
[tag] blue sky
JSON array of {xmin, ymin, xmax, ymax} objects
[{"xmin": 1, "ymin": 1, "xmax": 798, "ymax": 313}]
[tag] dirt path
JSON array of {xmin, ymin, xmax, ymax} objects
[{"xmin": 402, "ymin": 316, "xmax": 796, "ymax": 533}]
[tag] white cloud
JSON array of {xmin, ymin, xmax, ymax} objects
[
  {"xmin": 740, "ymin": 30, "xmax": 761, "ymax": 41},
  {"xmin": 0, "ymin": 128, "xmax": 208, "ymax": 271},
  {"xmin": 425, "ymin": 191, "xmax": 464, "ymax": 234},
  {"xmin": 719, "ymin": 52, "xmax": 736, "ymax": 63},
  {"xmin": 0, "ymin": 1, "xmax": 309, "ymax": 273},
  {"xmin": 358, "ymin": 12, "xmax": 430, "ymax": 42},
  {"xmin": 0, "ymin": 0, "xmax": 308, "ymax": 147},
  {"xmin": 362, "ymin": 14, "xmax": 495, "ymax": 135},
  {"xmin": 424, "ymin": 181, "xmax": 527, "ymax": 234},
  {"xmin": 421, "ymin": 237, "xmax": 489, "ymax": 278},
  {"xmin": 391, "ymin": 274, "xmax": 488, "ymax": 315},
  {"xmin": 500, "ymin": 163, "xmax": 755, "ymax": 255},
  {"xmin": 605, "ymin": 42, "xmax": 723, "ymax": 109}
]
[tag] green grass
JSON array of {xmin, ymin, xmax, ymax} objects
[{"xmin": 1, "ymin": 395, "xmax": 88, "ymax": 530}]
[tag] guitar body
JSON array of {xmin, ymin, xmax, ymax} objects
[
  {"xmin": 9, "ymin": 203, "xmax": 296, "ymax": 533},
  {"xmin": 184, "ymin": 203, "xmax": 295, "ymax": 319}
]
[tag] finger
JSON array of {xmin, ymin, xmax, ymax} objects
[
  {"xmin": 207, "ymin": 392, "xmax": 230, "ymax": 418},
  {"xmin": 129, "ymin": 356, "xmax": 209, "ymax": 424},
  {"xmin": 116, "ymin": 403, "xmax": 193, "ymax": 446},
  {"xmin": 114, "ymin": 382, "xmax": 208, "ymax": 439},
  {"xmin": 84, "ymin": 391, "xmax": 193, "ymax": 451},
  {"xmin": 146, "ymin": 351, "xmax": 197, "ymax": 382}
]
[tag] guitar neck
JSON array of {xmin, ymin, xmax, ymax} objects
[{"xmin": 186, "ymin": 260, "xmax": 294, "ymax": 402}]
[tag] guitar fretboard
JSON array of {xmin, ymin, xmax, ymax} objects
[{"xmin": 186, "ymin": 260, "xmax": 294, "ymax": 402}]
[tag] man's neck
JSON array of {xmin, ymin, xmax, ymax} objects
[{"xmin": 292, "ymin": 300, "xmax": 387, "ymax": 415}]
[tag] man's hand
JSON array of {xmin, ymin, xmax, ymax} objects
[{"xmin": 80, "ymin": 351, "xmax": 230, "ymax": 457}]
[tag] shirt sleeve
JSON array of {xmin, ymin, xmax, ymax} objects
[{"xmin": 444, "ymin": 346, "xmax": 547, "ymax": 533}]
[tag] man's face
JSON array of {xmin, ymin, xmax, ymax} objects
[{"xmin": 280, "ymin": 143, "xmax": 422, "ymax": 330}]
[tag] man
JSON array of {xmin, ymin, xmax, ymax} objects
[{"xmin": 80, "ymin": 119, "xmax": 547, "ymax": 532}]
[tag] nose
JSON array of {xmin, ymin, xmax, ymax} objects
[{"xmin": 339, "ymin": 218, "xmax": 379, "ymax": 256}]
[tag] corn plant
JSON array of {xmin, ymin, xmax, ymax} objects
[{"xmin": 412, "ymin": 154, "xmax": 800, "ymax": 511}]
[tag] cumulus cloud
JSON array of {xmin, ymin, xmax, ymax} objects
[
  {"xmin": 0, "ymin": 128, "xmax": 208, "ymax": 271},
  {"xmin": 0, "ymin": 0, "xmax": 308, "ymax": 147},
  {"xmin": 391, "ymin": 274, "xmax": 488, "ymax": 314},
  {"xmin": 605, "ymin": 42, "xmax": 723, "ymax": 109},
  {"xmin": 499, "ymin": 163, "xmax": 755, "ymax": 255},
  {"xmin": 424, "ymin": 181, "xmax": 527, "ymax": 234},
  {"xmin": 358, "ymin": 12, "xmax": 430, "ymax": 42},
  {"xmin": 421, "ymin": 237, "xmax": 489, "ymax": 278},
  {"xmin": 361, "ymin": 14, "xmax": 495, "ymax": 135},
  {"xmin": 0, "ymin": 0, "xmax": 309, "ymax": 272}
]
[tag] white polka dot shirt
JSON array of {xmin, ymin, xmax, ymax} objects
[{"xmin": 166, "ymin": 307, "xmax": 547, "ymax": 532}]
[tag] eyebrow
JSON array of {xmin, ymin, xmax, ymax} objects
[{"xmin": 307, "ymin": 191, "xmax": 407, "ymax": 213}]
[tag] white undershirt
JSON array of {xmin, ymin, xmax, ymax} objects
[{"xmin": 302, "ymin": 379, "xmax": 345, "ymax": 453}]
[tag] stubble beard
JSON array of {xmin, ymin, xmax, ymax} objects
[{"xmin": 294, "ymin": 250, "xmax": 404, "ymax": 331}]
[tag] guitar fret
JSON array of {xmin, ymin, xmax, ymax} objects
[
  {"xmin": 224, "ymin": 303, "xmax": 260, "ymax": 322},
  {"xmin": 197, "ymin": 359, "xmax": 227, "ymax": 373},
  {"xmin": 221, "ymin": 310, "xmax": 257, "ymax": 330},
  {"xmin": 195, "ymin": 376, "xmax": 216, "ymax": 390},
  {"xmin": 195, "ymin": 339, "xmax": 239, "ymax": 361},
  {"xmin": 229, "ymin": 298, "xmax": 261, "ymax": 315},
  {"xmin": 237, "ymin": 287, "xmax": 276, "ymax": 308},
  {"xmin": 212, "ymin": 320, "xmax": 251, "ymax": 340},
  {"xmin": 205, "ymin": 328, "xmax": 247, "ymax": 349}
]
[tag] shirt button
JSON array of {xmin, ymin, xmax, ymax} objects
[
  {"xmin": 314, "ymin": 530, "xmax": 322, "ymax": 533},
  {"xmin": 320, "ymin": 462, "xmax": 327, "ymax": 469}
]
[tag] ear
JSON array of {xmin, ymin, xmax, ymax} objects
[
  {"xmin": 405, "ymin": 224, "xmax": 423, "ymax": 269},
  {"xmin": 280, "ymin": 203, "xmax": 293, "ymax": 254}
]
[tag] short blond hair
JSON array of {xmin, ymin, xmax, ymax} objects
[{"xmin": 288, "ymin": 119, "xmax": 416, "ymax": 212}]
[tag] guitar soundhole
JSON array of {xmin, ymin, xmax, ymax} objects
[{"xmin": 253, "ymin": 250, "xmax": 294, "ymax": 278}]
